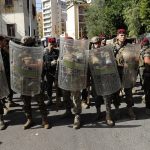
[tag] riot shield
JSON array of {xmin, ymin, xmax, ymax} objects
[
  {"xmin": 9, "ymin": 41, "xmax": 43, "ymax": 96},
  {"xmin": 122, "ymin": 44, "xmax": 140, "ymax": 88},
  {"xmin": 89, "ymin": 45, "xmax": 121, "ymax": 96},
  {"xmin": 58, "ymin": 38, "xmax": 89, "ymax": 91},
  {"xmin": 0, "ymin": 49, "xmax": 9, "ymax": 99}
]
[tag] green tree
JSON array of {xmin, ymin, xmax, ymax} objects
[
  {"xmin": 139, "ymin": 0, "xmax": 150, "ymax": 32},
  {"xmin": 123, "ymin": 0, "xmax": 141, "ymax": 37},
  {"xmin": 85, "ymin": 0, "xmax": 127, "ymax": 38}
]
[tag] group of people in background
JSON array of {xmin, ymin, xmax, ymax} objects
[{"xmin": 0, "ymin": 28, "xmax": 150, "ymax": 131}]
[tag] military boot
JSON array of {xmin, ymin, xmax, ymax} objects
[
  {"xmin": 0, "ymin": 115, "xmax": 6, "ymax": 130},
  {"xmin": 23, "ymin": 115, "xmax": 34, "ymax": 130},
  {"xmin": 73, "ymin": 114, "xmax": 81, "ymax": 129},
  {"xmin": 60, "ymin": 109, "xmax": 72, "ymax": 119},
  {"xmin": 127, "ymin": 107, "xmax": 136, "ymax": 120},
  {"xmin": 106, "ymin": 113, "xmax": 115, "ymax": 127},
  {"xmin": 42, "ymin": 116, "xmax": 51, "ymax": 129}
]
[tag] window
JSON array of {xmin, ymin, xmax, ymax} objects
[
  {"xmin": 5, "ymin": 0, "xmax": 13, "ymax": 6},
  {"xmin": 7, "ymin": 24, "xmax": 15, "ymax": 37},
  {"xmin": 27, "ymin": 0, "xmax": 29, "ymax": 13},
  {"xmin": 32, "ymin": 5, "xmax": 36, "ymax": 18}
]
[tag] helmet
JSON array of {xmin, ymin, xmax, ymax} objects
[
  {"xmin": 91, "ymin": 36, "xmax": 100, "ymax": 44},
  {"xmin": 21, "ymin": 36, "xmax": 35, "ymax": 46}
]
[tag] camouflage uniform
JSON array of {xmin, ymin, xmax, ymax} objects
[
  {"xmin": 113, "ymin": 40, "xmax": 136, "ymax": 119},
  {"xmin": 89, "ymin": 36, "xmax": 116, "ymax": 125},
  {"xmin": 62, "ymin": 90, "xmax": 81, "ymax": 114},
  {"xmin": 19, "ymin": 36, "xmax": 50, "ymax": 129},
  {"xmin": 139, "ymin": 48, "xmax": 150, "ymax": 110}
]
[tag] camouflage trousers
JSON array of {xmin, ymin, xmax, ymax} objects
[
  {"xmin": 62, "ymin": 90, "xmax": 81, "ymax": 114},
  {"xmin": 21, "ymin": 93, "xmax": 48, "ymax": 118}
]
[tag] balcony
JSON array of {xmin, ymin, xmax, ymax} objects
[
  {"xmin": 43, "ymin": 5, "xmax": 51, "ymax": 10},
  {"xmin": 43, "ymin": 10, "xmax": 51, "ymax": 15},
  {"xmin": 44, "ymin": 25, "xmax": 51, "ymax": 29},
  {"xmin": 43, "ymin": 15, "xmax": 51, "ymax": 19}
]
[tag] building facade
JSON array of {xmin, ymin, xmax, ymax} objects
[
  {"xmin": 0, "ymin": 0, "xmax": 37, "ymax": 39},
  {"xmin": 37, "ymin": 11, "xmax": 43, "ymax": 38},
  {"xmin": 42, "ymin": 0, "xmax": 66, "ymax": 37},
  {"xmin": 66, "ymin": 0, "xmax": 89, "ymax": 39}
]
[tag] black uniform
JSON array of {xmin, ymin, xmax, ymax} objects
[
  {"xmin": 1, "ymin": 48, "xmax": 13, "ymax": 102},
  {"xmin": 43, "ymin": 48, "xmax": 59, "ymax": 102}
]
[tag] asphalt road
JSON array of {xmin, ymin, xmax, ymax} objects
[{"xmin": 0, "ymin": 84, "xmax": 150, "ymax": 150}]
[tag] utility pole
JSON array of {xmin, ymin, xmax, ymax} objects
[{"xmin": 29, "ymin": 0, "xmax": 32, "ymax": 36}]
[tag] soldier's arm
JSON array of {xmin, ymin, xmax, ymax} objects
[
  {"xmin": 144, "ymin": 56, "xmax": 150, "ymax": 65},
  {"xmin": 144, "ymin": 50, "xmax": 150, "ymax": 65}
]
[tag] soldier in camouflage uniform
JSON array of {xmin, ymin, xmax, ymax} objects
[
  {"xmin": 90, "ymin": 36, "xmax": 116, "ymax": 126},
  {"xmin": 59, "ymin": 36, "xmax": 87, "ymax": 129},
  {"xmin": 19, "ymin": 36, "xmax": 50, "ymax": 129},
  {"xmin": 139, "ymin": 38, "xmax": 150, "ymax": 114},
  {"xmin": 112, "ymin": 29, "xmax": 136, "ymax": 120}
]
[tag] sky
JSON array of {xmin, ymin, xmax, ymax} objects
[
  {"xmin": 36, "ymin": 0, "xmax": 66, "ymax": 11},
  {"xmin": 36, "ymin": 0, "xmax": 42, "ymax": 11}
]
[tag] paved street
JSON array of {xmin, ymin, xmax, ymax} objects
[{"xmin": 0, "ymin": 83, "xmax": 150, "ymax": 150}]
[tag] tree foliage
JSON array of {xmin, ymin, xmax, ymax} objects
[
  {"xmin": 139, "ymin": 0, "xmax": 150, "ymax": 32},
  {"xmin": 123, "ymin": 0, "xmax": 141, "ymax": 37},
  {"xmin": 85, "ymin": 0, "xmax": 150, "ymax": 38}
]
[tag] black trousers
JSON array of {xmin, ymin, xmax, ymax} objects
[
  {"xmin": 143, "ymin": 76, "xmax": 150, "ymax": 109},
  {"xmin": 46, "ymin": 73, "xmax": 55, "ymax": 100},
  {"xmin": 0, "ymin": 100, "xmax": 4, "ymax": 115},
  {"xmin": 81, "ymin": 88, "xmax": 88, "ymax": 102},
  {"xmin": 113, "ymin": 88, "xmax": 134, "ymax": 108}
]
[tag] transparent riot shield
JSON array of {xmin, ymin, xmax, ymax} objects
[
  {"xmin": 9, "ymin": 41, "xmax": 43, "ymax": 96},
  {"xmin": 58, "ymin": 38, "xmax": 89, "ymax": 91},
  {"xmin": 122, "ymin": 44, "xmax": 140, "ymax": 88},
  {"xmin": 0, "ymin": 50, "xmax": 9, "ymax": 99},
  {"xmin": 89, "ymin": 45, "xmax": 121, "ymax": 96}
]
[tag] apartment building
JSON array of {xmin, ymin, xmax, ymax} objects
[
  {"xmin": 37, "ymin": 11, "xmax": 43, "ymax": 38},
  {"xmin": 66, "ymin": 0, "xmax": 90, "ymax": 39},
  {"xmin": 42, "ymin": 0, "xmax": 66, "ymax": 37},
  {"xmin": 0, "ymin": 0, "xmax": 37, "ymax": 39}
]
